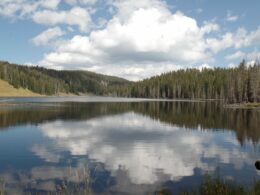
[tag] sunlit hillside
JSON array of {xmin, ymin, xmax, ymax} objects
[{"xmin": 0, "ymin": 79, "xmax": 41, "ymax": 97}]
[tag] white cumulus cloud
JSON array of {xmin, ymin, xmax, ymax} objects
[
  {"xmin": 206, "ymin": 27, "xmax": 260, "ymax": 53},
  {"xmin": 36, "ymin": 113, "xmax": 255, "ymax": 185},
  {"xmin": 65, "ymin": 0, "xmax": 97, "ymax": 5},
  {"xmin": 39, "ymin": 0, "xmax": 61, "ymax": 10},
  {"xmin": 32, "ymin": 7, "xmax": 91, "ymax": 32},
  {"xmin": 39, "ymin": 1, "xmax": 222, "ymax": 80},
  {"xmin": 0, "ymin": 0, "xmax": 61, "ymax": 18},
  {"xmin": 32, "ymin": 27, "xmax": 65, "ymax": 46},
  {"xmin": 2, "ymin": 0, "xmax": 259, "ymax": 80}
]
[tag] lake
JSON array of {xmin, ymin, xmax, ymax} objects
[{"xmin": 0, "ymin": 97, "xmax": 259, "ymax": 194}]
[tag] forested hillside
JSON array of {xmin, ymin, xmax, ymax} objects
[
  {"xmin": 0, "ymin": 61, "xmax": 129, "ymax": 95},
  {"xmin": 113, "ymin": 60, "xmax": 260, "ymax": 103},
  {"xmin": 33, "ymin": 67, "xmax": 129, "ymax": 95},
  {"xmin": 0, "ymin": 60, "xmax": 259, "ymax": 104}
]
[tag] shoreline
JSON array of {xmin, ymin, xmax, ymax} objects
[
  {"xmin": 0, "ymin": 96, "xmax": 259, "ymax": 109},
  {"xmin": 224, "ymin": 102, "xmax": 260, "ymax": 109},
  {"xmin": 0, "ymin": 93, "xmax": 84, "ymax": 98}
]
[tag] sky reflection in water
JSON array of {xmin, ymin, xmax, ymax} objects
[{"xmin": 0, "ymin": 100, "xmax": 259, "ymax": 194}]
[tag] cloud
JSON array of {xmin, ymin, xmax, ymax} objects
[
  {"xmin": 225, "ymin": 51, "xmax": 245, "ymax": 61},
  {"xmin": 38, "ymin": 1, "xmax": 222, "ymax": 80},
  {"xmin": 1, "ymin": 0, "xmax": 259, "ymax": 80},
  {"xmin": 38, "ymin": 113, "xmax": 203, "ymax": 184},
  {"xmin": 206, "ymin": 27, "xmax": 260, "ymax": 53},
  {"xmin": 85, "ymin": 63, "xmax": 183, "ymax": 81},
  {"xmin": 226, "ymin": 10, "xmax": 238, "ymax": 22},
  {"xmin": 90, "ymin": 9, "xmax": 210, "ymax": 63},
  {"xmin": 246, "ymin": 51, "xmax": 260, "ymax": 61},
  {"xmin": 64, "ymin": 0, "xmax": 77, "ymax": 5},
  {"xmin": 39, "ymin": 0, "xmax": 61, "ymax": 10},
  {"xmin": 196, "ymin": 63, "xmax": 213, "ymax": 71},
  {"xmin": 0, "ymin": 0, "xmax": 61, "ymax": 18},
  {"xmin": 31, "ymin": 144, "xmax": 61, "ymax": 162},
  {"xmin": 227, "ymin": 63, "xmax": 238, "ymax": 68},
  {"xmin": 225, "ymin": 50, "xmax": 260, "ymax": 61},
  {"xmin": 206, "ymin": 33, "xmax": 234, "ymax": 53},
  {"xmin": 65, "ymin": 0, "xmax": 97, "ymax": 5},
  {"xmin": 36, "ymin": 112, "xmax": 255, "ymax": 185},
  {"xmin": 0, "ymin": 1, "xmax": 92, "ymax": 32},
  {"xmin": 0, "ymin": 165, "xmax": 94, "ymax": 193},
  {"xmin": 0, "ymin": 1, "xmax": 22, "ymax": 17},
  {"xmin": 32, "ymin": 7, "xmax": 91, "ymax": 32},
  {"xmin": 32, "ymin": 27, "xmax": 65, "ymax": 46},
  {"xmin": 227, "ymin": 15, "xmax": 238, "ymax": 22},
  {"xmin": 0, "ymin": 110, "xmax": 258, "ymax": 193},
  {"xmin": 79, "ymin": 0, "xmax": 97, "ymax": 5},
  {"xmin": 108, "ymin": 0, "xmax": 168, "ymax": 21},
  {"xmin": 228, "ymin": 60, "xmax": 257, "ymax": 68}
]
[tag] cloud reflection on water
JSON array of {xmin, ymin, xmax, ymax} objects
[
  {"xmin": 0, "ymin": 111, "xmax": 259, "ymax": 194},
  {"xmin": 37, "ymin": 112, "xmax": 257, "ymax": 184}
]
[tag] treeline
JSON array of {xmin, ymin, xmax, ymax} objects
[
  {"xmin": 0, "ymin": 61, "xmax": 68, "ymax": 95},
  {"xmin": 0, "ymin": 102, "xmax": 130, "ymax": 129},
  {"xmin": 131, "ymin": 101, "xmax": 260, "ymax": 145},
  {"xmin": 33, "ymin": 67, "xmax": 129, "ymax": 95},
  {"xmin": 1, "ymin": 60, "xmax": 260, "ymax": 103},
  {"xmin": 1, "ymin": 101, "xmax": 259, "ymax": 145},
  {"xmin": 0, "ymin": 61, "xmax": 129, "ymax": 95},
  {"xmin": 113, "ymin": 60, "xmax": 260, "ymax": 103}
]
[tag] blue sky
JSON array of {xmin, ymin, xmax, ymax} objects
[{"xmin": 0, "ymin": 0, "xmax": 260, "ymax": 80}]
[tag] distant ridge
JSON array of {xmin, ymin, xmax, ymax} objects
[{"xmin": 0, "ymin": 61, "xmax": 130, "ymax": 96}]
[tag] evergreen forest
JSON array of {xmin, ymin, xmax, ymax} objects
[
  {"xmin": 0, "ymin": 60, "xmax": 259, "ymax": 103},
  {"xmin": 113, "ymin": 60, "xmax": 260, "ymax": 103}
]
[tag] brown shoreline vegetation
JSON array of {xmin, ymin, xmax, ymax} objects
[
  {"xmin": 224, "ymin": 102, "xmax": 260, "ymax": 109},
  {"xmin": 156, "ymin": 175, "xmax": 260, "ymax": 195}
]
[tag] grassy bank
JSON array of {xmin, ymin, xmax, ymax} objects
[
  {"xmin": 0, "ymin": 79, "xmax": 79, "ymax": 97},
  {"xmin": 0, "ymin": 79, "xmax": 42, "ymax": 97}
]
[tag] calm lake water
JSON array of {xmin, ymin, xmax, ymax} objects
[{"xmin": 0, "ymin": 97, "xmax": 260, "ymax": 194}]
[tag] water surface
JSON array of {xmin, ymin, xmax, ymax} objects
[{"xmin": 0, "ymin": 97, "xmax": 259, "ymax": 194}]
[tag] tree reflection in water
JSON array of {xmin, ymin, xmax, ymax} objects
[{"xmin": 0, "ymin": 101, "xmax": 259, "ymax": 194}]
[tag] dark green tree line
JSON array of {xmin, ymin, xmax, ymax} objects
[
  {"xmin": 112, "ymin": 60, "xmax": 260, "ymax": 103},
  {"xmin": 1, "ymin": 60, "xmax": 259, "ymax": 103}
]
